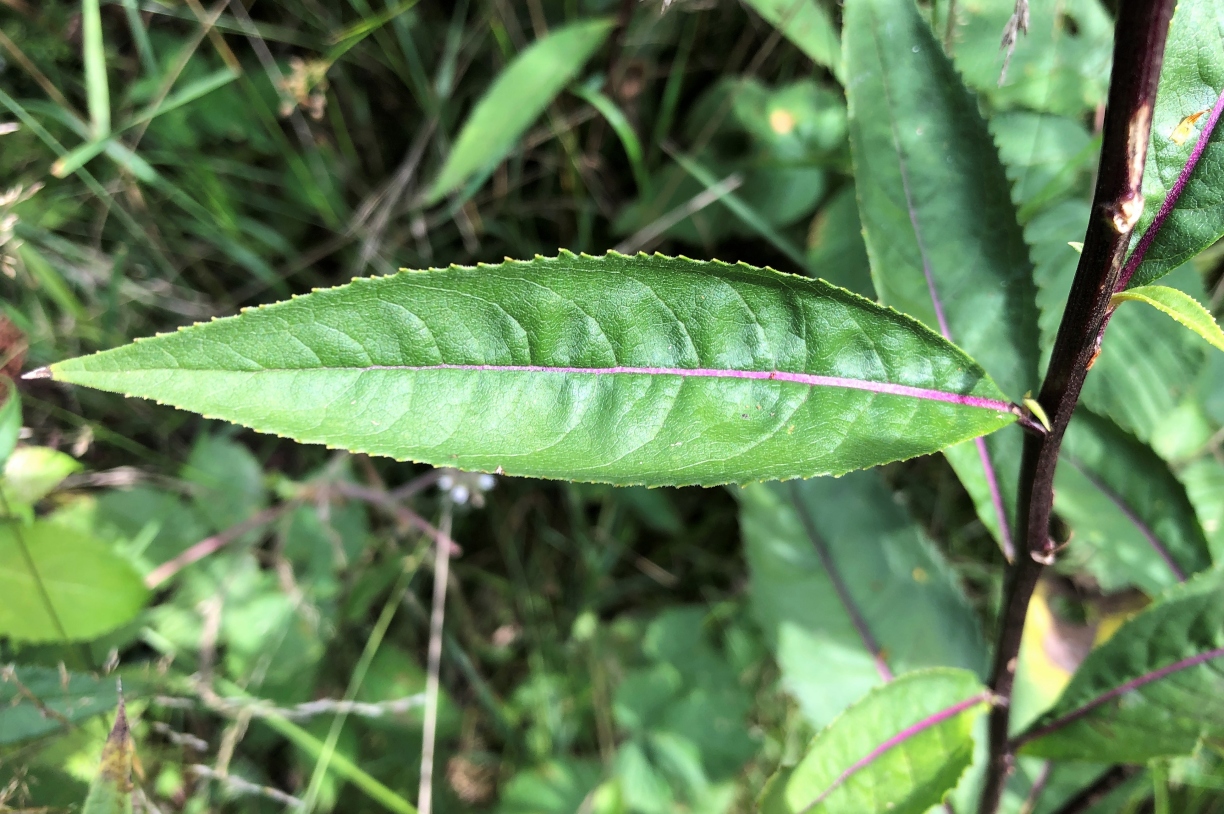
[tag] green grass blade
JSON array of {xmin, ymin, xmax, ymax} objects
[
  {"xmin": 81, "ymin": 0, "xmax": 111, "ymax": 137},
  {"xmin": 570, "ymin": 81, "xmax": 650, "ymax": 195},
  {"xmin": 81, "ymin": 697, "xmax": 133, "ymax": 814},
  {"xmin": 425, "ymin": 18, "xmax": 615, "ymax": 204}
]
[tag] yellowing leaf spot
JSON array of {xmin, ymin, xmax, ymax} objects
[
  {"xmin": 769, "ymin": 108, "xmax": 796, "ymax": 135},
  {"xmin": 911, "ymin": 566, "xmax": 928, "ymax": 583},
  {"xmin": 1171, "ymin": 108, "xmax": 1209, "ymax": 146}
]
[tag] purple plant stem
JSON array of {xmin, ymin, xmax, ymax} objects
[
  {"xmin": 1012, "ymin": 646, "xmax": 1224, "ymax": 748},
  {"xmin": 1117, "ymin": 87, "xmax": 1224, "ymax": 291},
  {"xmin": 807, "ymin": 692, "xmax": 992, "ymax": 809},
  {"xmin": 789, "ymin": 482, "xmax": 894, "ymax": 682},
  {"xmin": 1061, "ymin": 455, "xmax": 1186, "ymax": 581},
  {"xmin": 354, "ymin": 363, "xmax": 1015, "ymax": 412},
  {"xmin": 979, "ymin": 1, "xmax": 1176, "ymax": 810}
]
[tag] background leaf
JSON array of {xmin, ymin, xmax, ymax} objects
[
  {"xmin": 1126, "ymin": 0, "xmax": 1224, "ymax": 289},
  {"xmin": 844, "ymin": 0, "xmax": 1040, "ymax": 552},
  {"xmin": 0, "ymin": 520, "xmax": 148, "ymax": 642},
  {"xmin": 740, "ymin": 471, "xmax": 987, "ymax": 727},
  {"xmin": 3, "ymin": 445, "xmax": 82, "ymax": 505},
  {"xmin": 952, "ymin": 0, "xmax": 1113, "ymax": 117},
  {"xmin": 1018, "ymin": 571, "xmax": 1224, "ymax": 763},
  {"xmin": 0, "ymin": 667, "xmax": 140, "ymax": 746},
  {"xmin": 1053, "ymin": 410, "xmax": 1213, "ymax": 594},
  {"xmin": 425, "ymin": 18, "xmax": 615, "ymax": 203},
  {"xmin": 759, "ymin": 668, "xmax": 988, "ymax": 814},
  {"xmin": 741, "ymin": 0, "xmax": 842, "ymax": 79},
  {"xmin": 48, "ymin": 253, "xmax": 1016, "ymax": 487}
]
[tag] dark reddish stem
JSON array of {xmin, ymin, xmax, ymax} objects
[
  {"xmin": 976, "ymin": 1, "xmax": 1175, "ymax": 811},
  {"xmin": 1047, "ymin": 766, "xmax": 1140, "ymax": 814}
]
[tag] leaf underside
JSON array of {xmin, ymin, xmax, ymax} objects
[{"xmin": 50, "ymin": 253, "xmax": 1014, "ymax": 487}]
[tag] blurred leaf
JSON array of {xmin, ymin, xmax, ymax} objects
[
  {"xmin": 0, "ymin": 520, "xmax": 148, "ymax": 642},
  {"xmin": 845, "ymin": 0, "xmax": 1039, "ymax": 551},
  {"xmin": 0, "ymin": 667, "xmax": 139, "ymax": 745},
  {"xmin": 3, "ymin": 445, "xmax": 83, "ymax": 504},
  {"xmin": 759, "ymin": 668, "xmax": 988, "ymax": 814},
  {"xmin": 1112, "ymin": 285, "xmax": 1224, "ymax": 352},
  {"xmin": 48, "ymin": 253, "xmax": 1016, "ymax": 487},
  {"xmin": 183, "ymin": 434, "xmax": 266, "ymax": 532},
  {"xmin": 1054, "ymin": 410, "xmax": 1213, "ymax": 594},
  {"xmin": 426, "ymin": 18, "xmax": 615, "ymax": 203},
  {"xmin": 1126, "ymin": 0, "xmax": 1224, "ymax": 289},
  {"xmin": 742, "ymin": 0, "xmax": 842, "ymax": 79},
  {"xmin": 81, "ymin": 0, "xmax": 111, "ymax": 137},
  {"xmin": 740, "ymin": 471, "xmax": 987, "ymax": 727},
  {"xmin": 953, "ymin": 0, "xmax": 1113, "ymax": 116},
  {"xmin": 81, "ymin": 697, "xmax": 133, "ymax": 814},
  {"xmin": 0, "ymin": 376, "xmax": 18, "ymax": 470},
  {"xmin": 1018, "ymin": 570, "xmax": 1224, "ymax": 762},
  {"xmin": 95, "ymin": 486, "xmax": 210, "ymax": 566},
  {"xmin": 1181, "ymin": 459, "xmax": 1224, "ymax": 561},
  {"xmin": 805, "ymin": 184, "xmax": 874, "ymax": 299},
  {"xmin": 499, "ymin": 758, "xmax": 603, "ymax": 814}
]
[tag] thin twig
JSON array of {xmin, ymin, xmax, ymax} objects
[
  {"xmin": 192, "ymin": 764, "xmax": 302, "ymax": 806},
  {"xmin": 977, "ymin": 2, "xmax": 1176, "ymax": 811},
  {"xmin": 418, "ymin": 503, "xmax": 454, "ymax": 814}
]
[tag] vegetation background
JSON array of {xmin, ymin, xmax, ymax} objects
[{"xmin": 0, "ymin": 0, "xmax": 1222, "ymax": 811}]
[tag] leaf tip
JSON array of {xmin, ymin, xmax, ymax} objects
[{"xmin": 22, "ymin": 366, "xmax": 52, "ymax": 381}]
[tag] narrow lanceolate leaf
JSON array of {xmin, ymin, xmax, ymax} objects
[
  {"xmin": 0, "ymin": 521, "xmax": 148, "ymax": 642},
  {"xmin": 740, "ymin": 472, "xmax": 986, "ymax": 727},
  {"xmin": 1054, "ymin": 410, "xmax": 1212, "ymax": 595},
  {"xmin": 741, "ymin": 0, "xmax": 842, "ymax": 80},
  {"xmin": 1017, "ymin": 570, "xmax": 1224, "ymax": 763},
  {"xmin": 844, "ymin": 0, "xmax": 1040, "ymax": 555},
  {"xmin": 46, "ymin": 253, "xmax": 1017, "ymax": 487},
  {"xmin": 1122, "ymin": 0, "xmax": 1224, "ymax": 290},
  {"xmin": 425, "ymin": 18, "xmax": 614, "ymax": 203},
  {"xmin": 1112, "ymin": 285, "xmax": 1224, "ymax": 353},
  {"xmin": 82, "ymin": 696, "xmax": 134, "ymax": 814},
  {"xmin": 759, "ymin": 669, "xmax": 989, "ymax": 814}
]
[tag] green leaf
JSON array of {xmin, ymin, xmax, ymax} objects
[
  {"xmin": 0, "ymin": 376, "xmax": 18, "ymax": 470},
  {"xmin": 425, "ymin": 18, "xmax": 615, "ymax": 203},
  {"xmin": 1125, "ymin": 0, "xmax": 1224, "ymax": 290},
  {"xmin": 741, "ymin": 0, "xmax": 842, "ymax": 79},
  {"xmin": 952, "ymin": 0, "xmax": 1113, "ymax": 117},
  {"xmin": 46, "ymin": 253, "xmax": 1016, "ymax": 487},
  {"xmin": 81, "ymin": 0, "xmax": 111, "ymax": 137},
  {"xmin": 0, "ymin": 520, "xmax": 148, "ymax": 642},
  {"xmin": 3, "ymin": 445, "xmax": 83, "ymax": 504},
  {"xmin": 1032, "ymin": 202, "xmax": 1205, "ymax": 442},
  {"xmin": 1017, "ymin": 570, "xmax": 1224, "ymax": 762},
  {"xmin": 1112, "ymin": 285, "xmax": 1224, "ymax": 353},
  {"xmin": 82, "ymin": 698, "xmax": 133, "ymax": 814},
  {"xmin": 499, "ymin": 759, "xmax": 603, "ymax": 814},
  {"xmin": 759, "ymin": 669, "xmax": 989, "ymax": 814},
  {"xmin": 1054, "ymin": 411, "xmax": 1213, "ymax": 595},
  {"xmin": 0, "ymin": 667, "xmax": 140, "ymax": 745},
  {"xmin": 740, "ymin": 471, "xmax": 987, "ymax": 727},
  {"xmin": 183, "ymin": 433, "xmax": 267, "ymax": 532},
  {"xmin": 844, "ymin": 0, "xmax": 1040, "ymax": 552}
]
